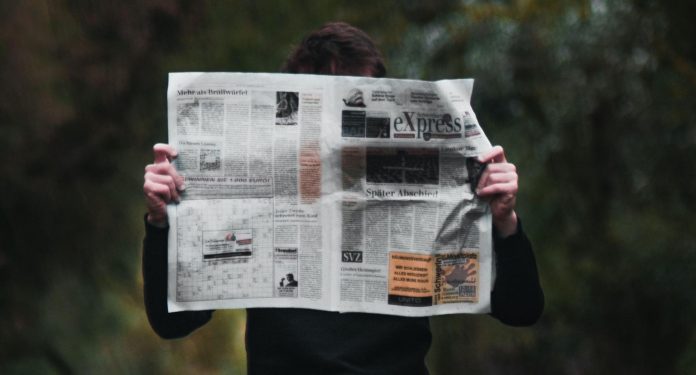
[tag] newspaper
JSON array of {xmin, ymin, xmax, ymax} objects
[{"xmin": 166, "ymin": 72, "xmax": 494, "ymax": 316}]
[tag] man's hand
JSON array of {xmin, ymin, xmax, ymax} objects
[
  {"xmin": 143, "ymin": 143, "xmax": 185, "ymax": 227},
  {"xmin": 476, "ymin": 146, "xmax": 518, "ymax": 237}
]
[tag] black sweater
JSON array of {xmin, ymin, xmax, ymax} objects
[{"xmin": 142, "ymin": 217, "xmax": 543, "ymax": 374}]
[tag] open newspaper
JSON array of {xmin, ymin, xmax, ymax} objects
[{"xmin": 167, "ymin": 72, "xmax": 494, "ymax": 316}]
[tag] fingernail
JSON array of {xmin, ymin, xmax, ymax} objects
[
  {"xmin": 475, "ymin": 188, "xmax": 481, "ymax": 195},
  {"xmin": 179, "ymin": 184, "xmax": 186, "ymax": 191}
]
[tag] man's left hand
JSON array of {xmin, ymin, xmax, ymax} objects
[{"xmin": 476, "ymin": 146, "xmax": 518, "ymax": 237}]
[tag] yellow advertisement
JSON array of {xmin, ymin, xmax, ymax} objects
[{"xmin": 388, "ymin": 252, "xmax": 434, "ymax": 307}]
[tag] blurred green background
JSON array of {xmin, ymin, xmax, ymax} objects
[{"xmin": 1, "ymin": 0, "xmax": 695, "ymax": 374}]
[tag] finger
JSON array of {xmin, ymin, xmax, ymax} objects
[
  {"xmin": 477, "ymin": 166, "xmax": 492, "ymax": 192},
  {"xmin": 478, "ymin": 145, "xmax": 506, "ymax": 164},
  {"xmin": 143, "ymin": 179, "xmax": 172, "ymax": 202},
  {"xmin": 483, "ymin": 162, "xmax": 516, "ymax": 174},
  {"xmin": 153, "ymin": 143, "xmax": 177, "ymax": 164},
  {"xmin": 477, "ymin": 162, "xmax": 516, "ymax": 191},
  {"xmin": 477, "ymin": 181, "xmax": 518, "ymax": 196},
  {"xmin": 482, "ymin": 171, "xmax": 517, "ymax": 185},
  {"xmin": 145, "ymin": 163, "xmax": 185, "ymax": 190},
  {"xmin": 145, "ymin": 172, "xmax": 180, "ymax": 202},
  {"xmin": 145, "ymin": 172, "xmax": 179, "ymax": 201}
]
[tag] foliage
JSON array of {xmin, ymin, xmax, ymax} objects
[{"xmin": 396, "ymin": 1, "xmax": 696, "ymax": 373}]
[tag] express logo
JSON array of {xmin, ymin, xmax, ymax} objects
[{"xmin": 392, "ymin": 112, "xmax": 463, "ymax": 140}]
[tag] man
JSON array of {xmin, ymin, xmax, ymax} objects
[
  {"xmin": 280, "ymin": 273, "xmax": 298, "ymax": 287},
  {"xmin": 143, "ymin": 22, "xmax": 543, "ymax": 374}
]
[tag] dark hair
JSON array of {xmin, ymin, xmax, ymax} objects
[{"xmin": 281, "ymin": 22, "xmax": 386, "ymax": 78}]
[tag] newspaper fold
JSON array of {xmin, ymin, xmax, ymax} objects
[{"xmin": 166, "ymin": 72, "xmax": 493, "ymax": 316}]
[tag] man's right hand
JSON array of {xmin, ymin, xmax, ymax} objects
[{"xmin": 143, "ymin": 143, "xmax": 185, "ymax": 226}]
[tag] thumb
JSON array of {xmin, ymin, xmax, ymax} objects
[{"xmin": 153, "ymin": 143, "xmax": 177, "ymax": 164}]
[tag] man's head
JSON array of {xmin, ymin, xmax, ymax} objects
[
  {"xmin": 286, "ymin": 273, "xmax": 295, "ymax": 281},
  {"xmin": 282, "ymin": 22, "xmax": 386, "ymax": 78}
]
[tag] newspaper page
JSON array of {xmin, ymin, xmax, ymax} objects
[{"xmin": 166, "ymin": 72, "xmax": 493, "ymax": 316}]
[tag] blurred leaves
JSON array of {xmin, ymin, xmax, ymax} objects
[
  {"xmin": 392, "ymin": 1, "xmax": 696, "ymax": 374},
  {"xmin": 1, "ymin": 0, "xmax": 695, "ymax": 374}
]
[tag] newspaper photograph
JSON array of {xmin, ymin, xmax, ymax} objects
[{"xmin": 166, "ymin": 72, "xmax": 493, "ymax": 316}]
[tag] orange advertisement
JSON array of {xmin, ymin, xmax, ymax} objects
[{"xmin": 387, "ymin": 252, "xmax": 435, "ymax": 307}]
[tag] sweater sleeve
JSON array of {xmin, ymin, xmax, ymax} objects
[
  {"xmin": 489, "ymin": 219, "xmax": 544, "ymax": 326},
  {"xmin": 142, "ymin": 215, "xmax": 213, "ymax": 339}
]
